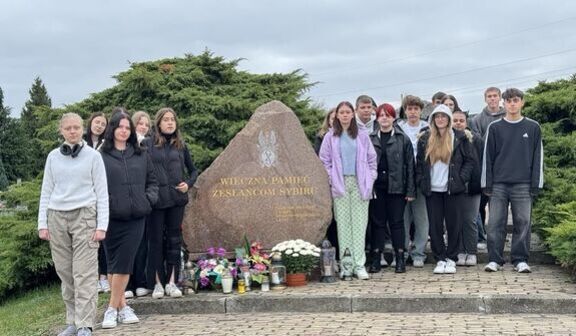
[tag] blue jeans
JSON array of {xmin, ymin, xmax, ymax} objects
[
  {"xmin": 404, "ymin": 189, "xmax": 429, "ymax": 261},
  {"xmin": 487, "ymin": 183, "xmax": 532, "ymax": 266}
]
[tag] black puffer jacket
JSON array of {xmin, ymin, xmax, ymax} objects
[
  {"xmin": 100, "ymin": 144, "xmax": 158, "ymax": 220},
  {"xmin": 369, "ymin": 127, "xmax": 416, "ymax": 198},
  {"xmin": 416, "ymin": 129, "xmax": 476, "ymax": 196},
  {"xmin": 464, "ymin": 128, "xmax": 484, "ymax": 195},
  {"xmin": 144, "ymin": 136, "xmax": 198, "ymax": 209}
]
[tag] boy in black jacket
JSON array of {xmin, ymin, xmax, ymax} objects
[{"xmin": 481, "ymin": 88, "xmax": 544, "ymax": 273}]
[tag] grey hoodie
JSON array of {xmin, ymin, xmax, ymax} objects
[{"xmin": 469, "ymin": 106, "xmax": 505, "ymax": 138}]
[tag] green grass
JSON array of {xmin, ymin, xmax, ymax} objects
[{"xmin": 0, "ymin": 284, "xmax": 109, "ymax": 336}]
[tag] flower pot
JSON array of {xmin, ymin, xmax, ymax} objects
[{"xmin": 286, "ymin": 273, "xmax": 307, "ymax": 287}]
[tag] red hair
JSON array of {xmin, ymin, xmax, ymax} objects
[{"xmin": 376, "ymin": 103, "xmax": 396, "ymax": 119}]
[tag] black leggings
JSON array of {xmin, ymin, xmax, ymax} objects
[
  {"xmin": 146, "ymin": 206, "xmax": 185, "ymax": 286},
  {"xmin": 369, "ymin": 189, "xmax": 406, "ymax": 251}
]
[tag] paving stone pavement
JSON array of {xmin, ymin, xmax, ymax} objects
[{"xmin": 94, "ymin": 312, "xmax": 576, "ymax": 335}]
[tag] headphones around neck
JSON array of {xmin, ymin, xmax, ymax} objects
[{"xmin": 60, "ymin": 143, "xmax": 83, "ymax": 158}]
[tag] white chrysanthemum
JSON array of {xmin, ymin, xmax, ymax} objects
[
  {"xmin": 314, "ymin": 247, "xmax": 321, "ymax": 253},
  {"xmin": 285, "ymin": 249, "xmax": 293, "ymax": 255},
  {"xmin": 295, "ymin": 239, "xmax": 304, "ymax": 244},
  {"xmin": 300, "ymin": 249, "xmax": 309, "ymax": 255},
  {"xmin": 213, "ymin": 264, "xmax": 224, "ymax": 274},
  {"xmin": 292, "ymin": 253, "xmax": 300, "ymax": 257},
  {"xmin": 293, "ymin": 246, "xmax": 301, "ymax": 252},
  {"xmin": 312, "ymin": 252, "xmax": 320, "ymax": 257},
  {"xmin": 277, "ymin": 245, "xmax": 287, "ymax": 252}
]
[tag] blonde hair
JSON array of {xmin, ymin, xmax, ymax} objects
[
  {"xmin": 318, "ymin": 108, "xmax": 335, "ymax": 138},
  {"xmin": 59, "ymin": 112, "xmax": 83, "ymax": 129},
  {"xmin": 132, "ymin": 110, "xmax": 150, "ymax": 127},
  {"xmin": 425, "ymin": 117, "xmax": 453, "ymax": 164}
]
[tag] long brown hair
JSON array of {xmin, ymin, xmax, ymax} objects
[
  {"xmin": 153, "ymin": 107, "xmax": 184, "ymax": 149},
  {"xmin": 317, "ymin": 108, "xmax": 336, "ymax": 138},
  {"xmin": 332, "ymin": 101, "xmax": 358, "ymax": 138},
  {"xmin": 425, "ymin": 112, "xmax": 453, "ymax": 164}
]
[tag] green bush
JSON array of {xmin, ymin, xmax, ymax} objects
[
  {"xmin": 545, "ymin": 202, "xmax": 576, "ymax": 278},
  {"xmin": 0, "ymin": 179, "xmax": 55, "ymax": 301}
]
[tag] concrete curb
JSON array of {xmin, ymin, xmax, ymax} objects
[{"xmin": 128, "ymin": 293, "xmax": 576, "ymax": 315}]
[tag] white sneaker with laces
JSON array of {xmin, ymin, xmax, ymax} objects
[
  {"xmin": 101, "ymin": 307, "xmax": 117, "ymax": 329},
  {"xmin": 124, "ymin": 290, "xmax": 134, "ymax": 299},
  {"xmin": 514, "ymin": 262, "xmax": 532, "ymax": 273},
  {"xmin": 57, "ymin": 324, "xmax": 76, "ymax": 336},
  {"xmin": 355, "ymin": 267, "xmax": 370, "ymax": 280},
  {"xmin": 413, "ymin": 259, "xmax": 424, "ymax": 268},
  {"xmin": 390, "ymin": 255, "xmax": 396, "ymax": 267},
  {"xmin": 484, "ymin": 262, "xmax": 502, "ymax": 272},
  {"xmin": 99, "ymin": 279, "xmax": 110, "ymax": 293},
  {"xmin": 152, "ymin": 283, "xmax": 164, "ymax": 299},
  {"xmin": 456, "ymin": 253, "xmax": 467, "ymax": 266},
  {"xmin": 118, "ymin": 305, "xmax": 139, "ymax": 324},
  {"xmin": 444, "ymin": 259, "xmax": 457, "ymax": 274},
  {"xmin": 136, "ymin": 287, "xmax": 150, "ymax": 297},
  {"xmin": 165, "ymin": 283, "xmax": 183, "ymax": 297},
  {"xmin": 465, "ymin": 254, "xmax": 477, "ymax": 266},
  {"xmin": 477, "ymin": 242, "xmax": 487, "ymax": 250},
  {"xmin": 433, "ymin": 261, "xmax": 446, "ymax": 274}
]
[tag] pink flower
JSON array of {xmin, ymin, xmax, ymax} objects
[{"xmin": 253, "ymin": 263, "xmax": 267, "ymax": 272}]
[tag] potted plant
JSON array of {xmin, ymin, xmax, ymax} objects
[
  {"xmin": 271, "ymin": 239, "xmax": 320, "ymax": 286},
  {"xmin": 235, "ymin": 237, "xmax": 271, "ymax": 288}
]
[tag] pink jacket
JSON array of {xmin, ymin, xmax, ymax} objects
[{"xmin": 319, "ymin": 130, "xmax": 377, "ymax": 200}]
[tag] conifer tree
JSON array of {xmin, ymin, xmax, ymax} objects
[{"xmin": 21, "ymin": 77, "xmax": 52, "ymax": 137}]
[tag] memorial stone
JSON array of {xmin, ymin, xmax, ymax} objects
[{"xmin": 182, "ymin": 101, "xmax": 332, "ymax": 254}]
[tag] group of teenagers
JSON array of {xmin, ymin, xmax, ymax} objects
[
  {"xmin": 38, "ymin": 107, "xmax": 197, "ymax": 335},
  {"xmin": 38, "ymin": 87, "xmax": 543, "ymax": 336},
  {"xmin": 315, "ymin": 87, "xmax": 543, "ymax": 281}
]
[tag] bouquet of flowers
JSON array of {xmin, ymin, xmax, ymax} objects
[
  {"xmin": 196, "ymin": 247, "xmax": 237, "ymax": 289},
  {"xmin": 235, "ymin": 237, "xmax": 271, "ymax": 284},
  {"xmin": 271, "ymin": 239, "xmax": 321, "ymax": 274}
]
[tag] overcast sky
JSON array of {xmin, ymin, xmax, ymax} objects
[{"xmin": 2, "ymin": 0, "xmax": 576, "ymax": 117}]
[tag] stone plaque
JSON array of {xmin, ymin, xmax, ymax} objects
[{"xmin": 182, "ymin": 101, "xmax": 332, "ymax": 254}]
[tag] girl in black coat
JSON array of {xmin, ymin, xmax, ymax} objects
[
  {"xmin": 100, "ymin": 111, "xmax": 158, "ymax": 328},
  {"xmin": 145, "ymin": 107, "xmax": 198, "ymax": 299},
  {"xmin": 415, "ymin": 104, "xmax": 475, "ymax": 275},
  {"xmin": 368, "ymin": 103, "xmax": 415, "ymax": 274}
]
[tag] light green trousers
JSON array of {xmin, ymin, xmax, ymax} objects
[{"xmin": 333, "ymin": 176, "xmax": 369, "ymax": 270}]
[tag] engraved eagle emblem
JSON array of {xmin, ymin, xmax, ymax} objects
[{"xmin": 257, "ymin": 130, "xmax": 277, "ymax": 168}]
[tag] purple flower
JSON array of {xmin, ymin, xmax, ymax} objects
[
  {"xmin": 207, "ymin": 247, "xmax": 216, "ymax": 256},
  {"xmin": 235, "ymin": 257, "xmax": 243, "ymax": 266},
  {"xmin": 216, "ymin": 247, "xmax": 227, "ymax": 257},
  {"xmin": 200, "ymin": 276, "xmax": 210, "ymax": 287},
  {"xmin": 230, "ymin": 268, "xmax": 238, "ymax": 278}
]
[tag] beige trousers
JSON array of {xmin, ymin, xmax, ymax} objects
[{"xmin": 48, "ymin": 207, "xmax": 99, "ymax": 329}]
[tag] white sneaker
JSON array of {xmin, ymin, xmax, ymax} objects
[
  {"xmin": 76, "ymin": 327, "xmax": 92, "ymax": 336},
  {"xmin": 101, "ymin": 307, "xmax": 118, "ymax": 329},
  {"xmin": 97, "ymin": 280, "xmax": 103, "ymax": 293},
  {"xmin": 135, "ymin": 287, "xmax": 150, "ymax": 297},
  {"xmin": 57, "ymin": 324, "xmax": 76, "ymax": 336},
  {"xmin": 355, "ymin": 267, "xmax": 370, "ymax": 280},
  {"xmin": 456, "ymin": 253, "xmax": 467, "ymax": 266},
  {"xmin": 152, "ymin": 283, "xmax": 164, "ymax": 299},
  {"xmin": 484, "ymin": 262, "xmax": 502, "ymax": 272},
  {"xmin": 99, "ymin": 279, "xmax": 110, "ymax": 293},
  {"xmin": 413, "ymin": 259, "xmax": 424, "ymax": 268},
  {"xmin": 165, "ymin": 283, "xmax": 183, "ymax": 297},
  {"xmin": 118, "ymin": 305, "xmax": 139, "ymax": 324},
  {"xmin": 465, "ymin": 254, "xmax": 477, "ymax": 266},
  {"xmin": 514, "ymin": 262, "xmax": 532, "ymax": 273},
  {"xmin": 444, "ymin": 259, "xmax": 457, "ymax": 274},
  {"xmin": 477, "ymin": 242, "xmax": 487, "ymax": 250},
  {"xmin": 433, "ymin": 261, "xmax": 446, "ymax": 274},
  {"xmin": 390, "ymin": 255, "xmax": 396, "ymax": 267},
  {"xmin": 124, "ymin": 290, "xmax": 134, "ymax": 299}
]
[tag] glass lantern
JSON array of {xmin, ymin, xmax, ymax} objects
[
  {"xmin": 269, "ymin": 252, "xmax": 286, "ymax": 290},
  {"xmin": 320, "ymin": 239, "xmax": 338, "ymax": 283}
]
